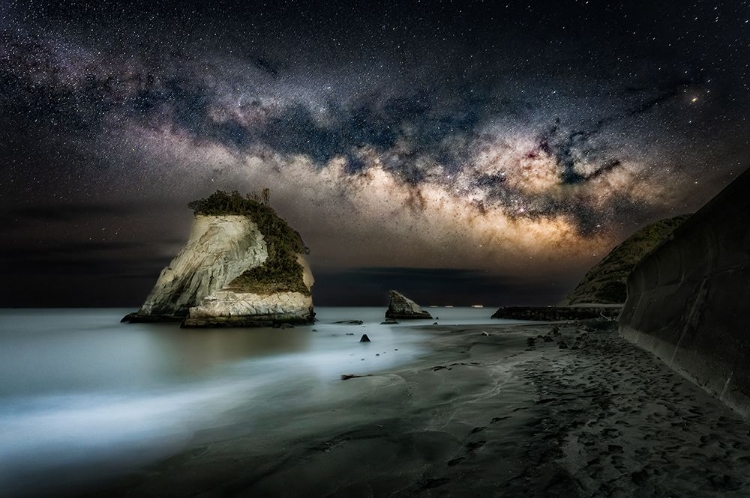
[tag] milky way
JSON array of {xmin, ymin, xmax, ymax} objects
[{"xmin": 2, "ymin": 0, "xmax": 749, "ymax": 306}]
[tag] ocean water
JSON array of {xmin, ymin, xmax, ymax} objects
[{"xmin": 0, "ymin": 307, "xmax": 505, "ymax": 496}]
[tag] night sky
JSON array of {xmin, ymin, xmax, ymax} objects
[{"xmin": 1, "ymin": 0, "xmax": 748, "ymax": 307}]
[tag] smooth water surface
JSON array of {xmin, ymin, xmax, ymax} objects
[{"xmin": 0, "ymin": 307, "xmax": 505, "ymax": 495}]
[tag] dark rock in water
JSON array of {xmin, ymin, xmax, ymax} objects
[
  {"xmin": 562, "ymin": 215, "xmax": 689, "ymax": 305},
  {"xmin": 543, "ymin": 336, "xmax": 553, "ymax": 343},
  {"xmin": 620, "ymin": 166, "xmax": 750, "ymax": 417},
  {"xmin": 333, "ymin": 320, "xmax": 364, "ymax": 325},
  {"xmin": 385, "ymin": 290, "xmax": 432, "ymax": 320},
  {"xmin": 345, "ymin": 332, "xmax": 354, "ymax": 336},
  {"xmin": 558, "ymin": 341, "xmax": 568, "ymax": 349},
  {"xmin": 341, "ymin": 374, "xmax": 369, "ymax": 380},
  {"xmin": 527, "ymin": 337, "xmax": 536, "ymax": 346},
  {"xmin": 381, "ymin": 319, "xmax": 399, "ymax": 324},
  {"xmin": 491, "ymin": 306, "xmax": 620, "ymax": 321},
  {"xmin": 360, "ymin": 334, "xmax": 371, "ymax": 343}
]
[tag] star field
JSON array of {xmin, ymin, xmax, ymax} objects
[{"xmin": 1, "ymin": 0, "xmax": 749, "ymax": 306}]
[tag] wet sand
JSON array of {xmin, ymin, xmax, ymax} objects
[{"xmin": 90, "ymin": 322, "xmax": 750, "ymax": 498}]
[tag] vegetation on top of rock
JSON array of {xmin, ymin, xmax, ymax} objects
[
  {"xmin": 188, "ymin": 190, "xmax": 310, "ymax": 296},
  {"xmin": 562, "ymin": 215, "xmax": 691, "ymax": 305}
]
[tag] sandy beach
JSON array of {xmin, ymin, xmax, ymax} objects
[{"xmin": 86, "ymin": 321, "xmax": 750, "ymax": 498}]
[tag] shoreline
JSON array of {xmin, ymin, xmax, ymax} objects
[{"xmin": 80, "ymin": 321, "xmax": 750, "ymax": 498}]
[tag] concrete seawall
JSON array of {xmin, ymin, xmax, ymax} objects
[{"xmin": 619, "ymin": 167, "xmax": 750, "ymax": 416}]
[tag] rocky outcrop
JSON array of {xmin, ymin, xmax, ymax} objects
[
  {"xmin": 124, "ymin": 191, "xmax": 314, "ymax": 327},
  {"xmin": 562, "ymin": 215, "xmax": 689, "ymax": 305},
  {"xmin": 385, "ymin": 290, "xmax": 432, "ymax": 319},
  {"xmin": 124, "ymin": 215, "xmax": 268, "ymax": 321},
  {"xmin": 619, "ymin": 167, "xmax": 750, "ymax": 416},
  {"xmin": 183, "ymin": 256, "xmax": 315, "ymax": 327}
]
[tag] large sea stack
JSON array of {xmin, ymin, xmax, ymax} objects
[
  {"xmin": 562, "ymin": 215, "xmax": 690, "ymax": 305},
  {"xmin": 123, "ymin": 191, "xmax": 315, "ymax": 327},
  {"xmin": 619, "ymin": 167, "xmax": 750, "ymax": 416},
  {"xmin": 385, "ymin": 290, "xmax": 432, "ymax": 319}
]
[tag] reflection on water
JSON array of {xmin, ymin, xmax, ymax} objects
[
  {"xmin": 0, "ymin": 306, "xmax": 505, "ymax": 496},
  {"xmin": 148, "ymin": 327, "xmax": 312, "ymax": 375}
]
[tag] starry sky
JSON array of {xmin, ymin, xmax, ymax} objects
[{"xmin": 1, "ymin": 0, "xmax": 749, "ymax": 307}]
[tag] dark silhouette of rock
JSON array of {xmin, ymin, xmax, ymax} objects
[
  {"xmin": 381, "ymin": 319, "xmax": 399, "ymax": 324},
  {"xmin": 333, "ymin": 320, "xmax": 363, "ymax": 325},
  {"xmin": 619, "ymin": 166, "xmax": 750, "ymax": 416},
  {"xmin": 360, "ymin": 334, "xmax": 371, "ymax": 343},
  {"xmin": 562, "ymin": 215, "xmax": 689, "ymax": 305},
  {"xmin": 341, "ymin": 374, "xmax": 369, "ymax": 380},
  {"xmin": 385, "ymin": 290, "xmax": 432, "ymax": 319}
]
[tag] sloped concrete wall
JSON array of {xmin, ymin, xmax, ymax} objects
[{"xmin": 619, "ymin": 168, "xmax": 750, "ymax": 416}]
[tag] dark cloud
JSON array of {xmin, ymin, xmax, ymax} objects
[
  {"xmin": 2, "ymin": 204, "xmax": 137, "ymax": 223},
  {"xmin": 313, "ymin": 267, "xmax": 568, "ymax": 307},
  {"xmin": 253, "ymin": 58, "xmax": 279, "ymax": 78}
]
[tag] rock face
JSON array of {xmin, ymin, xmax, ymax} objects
[
  {"xmin": 183, "ymin": 256, "xmax": 315, "ymax": 328},
  {"xmin": 130, "ymin": 215, "xmax": 268, "ymax": 320},
  {"xmin": 385, "ymin": 290, "xmax": 432, "ymax": 319},
  {"xmin": 124, "ymin": 191, "xmax": 314, "ymax": 327},
  {"xmin": 619, "ymin": 167, "xmax": 750, "ymax": 416},
  {"xmin": 562, "ymin": 215, "xmax": 689, "ymax": 305}
]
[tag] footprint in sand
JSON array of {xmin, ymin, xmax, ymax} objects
[{"xmin": 465, "ymin": 441, "xmax": 486, "ymax": 452}]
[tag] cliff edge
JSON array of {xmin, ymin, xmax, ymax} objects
[
  {"xmin": 562, "ymin": 215, "xmax": 690, "ymax": 305},
  {"xmin": 123, "ymin": 191, "xmax": 314, "ymax": 327},
  {"xmin": 619, "ymin": 168, "xmax": 750, "ymax": 416}
]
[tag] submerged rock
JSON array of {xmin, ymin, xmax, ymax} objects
[
  {"xmin": 360, "ymin": 334, "xmax": 371, "ymax": 343},
  {"xmin": 620, "ymin": 167, "xmax": 750, "ymax": 416},
  {"xmin": 123, "ymin": 191, "xmax": 315, "ymax": 327},
  {"xmin": 385, "ymin": 290, "xmax": 432, "ymax": 320}
]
